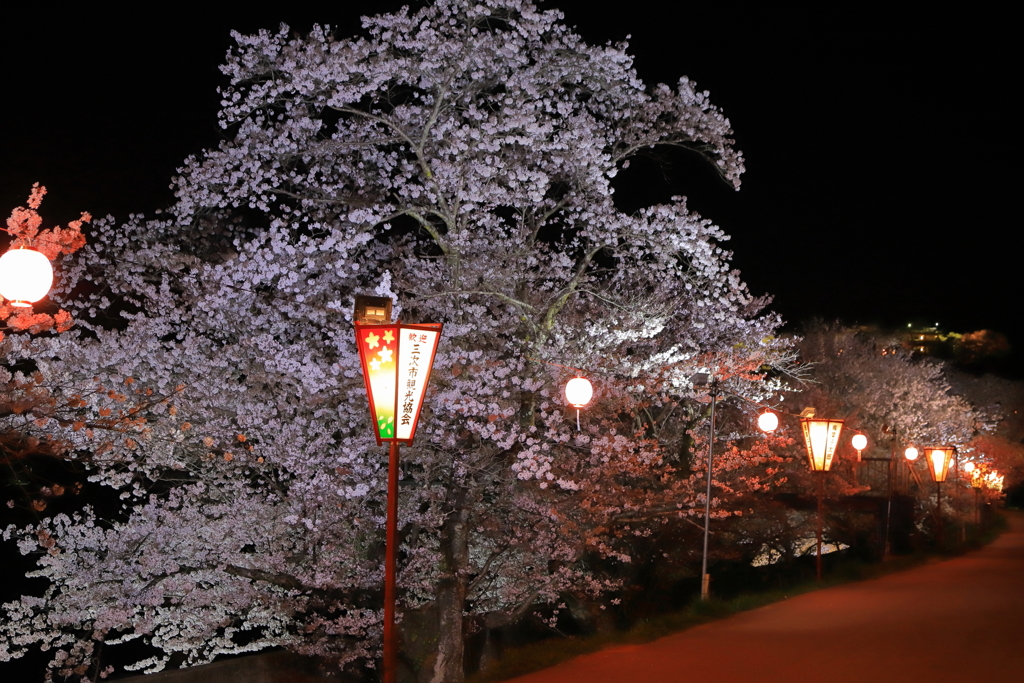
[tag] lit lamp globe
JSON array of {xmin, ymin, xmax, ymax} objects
[
  {"xmin": 0, "ymin": 247, "xmax": 53, "ymax": 307},
  {"xmin": 963, "ymin": 462, "xmax": 975, "ymax": 474},
  {"xmin": 851, "ymin": 433, "xmax": 868, "ymax": 462},
  {"xmin": 905, "ymin": 446, "xmax": 920, "ymax": 461},
  {"xmin": 565, "ymin": 377, "xmax": 593, "ymax": 408},
  {"xmin": 757, "ymin": 410, "xmax": 779, "ymax": 433},
  {"xmin": 565, "ymin": 376, "xmax": 593, "ymax": 431}
]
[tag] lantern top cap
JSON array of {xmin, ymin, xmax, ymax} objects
[
  {"xmin": 354, "ymin": 295, "xmax": 393, "ymax": 324},
  {"xmin": 690, "ymin": 372, "xmax": 711, "ymax": 386},
  {"xmin": 800, "ymin": 407, "xmax": 816, "ymax": 418}
]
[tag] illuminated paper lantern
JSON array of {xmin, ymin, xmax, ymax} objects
[
  {"xmin": 354, "ymin": 322, "xmax": 443, "ymax": 444},
  {"xmin": 925, "ymin": 446, "xmax": 955, "ymax": 483},
  {"xmin": 0, "ymin": 247, "xmax": 53, "ymax": 307},
  {"xmin": 800, "ymin": 417, "xmax": 844, "ymax": 471},
  {"xmin": 905, "ymin": 446, "xmax": 919, "ymax": 461}
]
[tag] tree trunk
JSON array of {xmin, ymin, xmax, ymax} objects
[{"xmin": 430, "ymin": 507, "xmax": 469, "ymax": 683}]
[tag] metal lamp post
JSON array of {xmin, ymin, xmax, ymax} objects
[
  {"xmin": 691, "ymin": 373, "xmax": 719, "ymax": 601},
  {"xmin": 353, "ymin": 295, "xmax": 443, "ymax": 683},
  {"xmin": 800, "ymin": 411, "xmax": 844, "ymax": 581}
]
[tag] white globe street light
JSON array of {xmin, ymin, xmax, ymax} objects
[{"xmin": 0, "ymin": 247, "xmax": 53, "ymax": 307}]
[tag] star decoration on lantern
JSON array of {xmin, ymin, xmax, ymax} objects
[
  {"xmin": 383, "ymin": 330, "xmax": 395, "ymax": 343},
  {"xmin": 365, "ymin": 332, "xmax": 380, "ymax": 349},
  {"xmin": 378, "ymin": 347, "xmax": 393, "ymax": 363},
  {"xmin": 370, "ymin": 359, "xmax": 382, "ymax": 371}
]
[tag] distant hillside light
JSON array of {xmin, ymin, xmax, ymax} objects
[
  {"xmin": 904, "ymin": 446, "xmax": 920, "ymax": 461},
  {"xmin": 0, "ymin": 247, "xmax": 53, "ymax": 307},
  {"xmin": 757, "ymin": 410, "xmax": 779, "ymax": 433}
]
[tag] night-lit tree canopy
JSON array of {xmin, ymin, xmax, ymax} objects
[
  {"xmin": 0, "ymin": 2, "xmax": 789, "ymax": 681},
  {"xmin": 5, "ymin": 2, "xmax": 1008, "ymax": 683}
]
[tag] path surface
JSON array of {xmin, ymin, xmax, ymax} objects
[{"xmin": 506, "ymin": 512, "xmax": 1024, "ymax": 682}]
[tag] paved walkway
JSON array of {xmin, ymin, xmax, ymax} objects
[{"xmin": 506, "ymin": 512, "xmax": 1024, "ymax": 682}]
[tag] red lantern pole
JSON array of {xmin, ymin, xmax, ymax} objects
[
  {"xmin": 353, "ymin": 296, "xmax": 443, "ymax": 683},
  {"xmin": 816, "ymin": 472, "xmax": 825, "ymax": 581},
  {"xmin": 384, "ymin": 440, "xmax": 400, "ymax": 683}
]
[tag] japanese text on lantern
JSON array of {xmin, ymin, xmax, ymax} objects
[
  {"xmin": 395, "ymin": 329, "xmax": 439, "ymax": 441},
  {"xmin": 354, "ymin": 322, "xmax": 442, "ymax": 444}
]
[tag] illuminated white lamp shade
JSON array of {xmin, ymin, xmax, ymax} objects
[
  {"xmin": 0, "ymin": 247, "xmax": 53, "ymax": 307},
  {"xmin": 904, "ymin": 446, "xmax": 919, "ymax": 461},
  {"xmin": 565, "ymin": 377, "xmax": 593, "ymax": 409},
  {"xmin": 963, "ymin": 462, "xmax": 976, "ymax": 474},
  {"xmin": 757, "ymin": 410, "xmax": 779, "ymax": 433},
  {"xmin": 926, "ymin": 446, "xmax": 955, "ymax": 483},
  {"xmin": 800, "ymin": 417, "xmax": 844, "ymax": 472},
  {"xmin": 851, "ymin": 433, "xmax": 867, "ymax": 462}
]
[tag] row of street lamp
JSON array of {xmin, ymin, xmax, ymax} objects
[
  {"xmin": 560, "ymin": 375, "xmax": 1001, "ymax": 589},
  {"xmin": 3, "ymin": 256, "xmax": 1005, "ymax": 680}
]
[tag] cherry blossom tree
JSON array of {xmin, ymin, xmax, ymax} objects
[
  {"xmin": 1, "ymin": 2, "xmax": 790, "ymax": 681},
  {"xmin": 786, "ymin": 323, "xmax": 986, "ymax": 551},
  {"xmin": 1, "ymin": 186, "xmax": 90, "ymax": 520},
  {"xmin": 1, "ymin": 184, "xmax": 87, "ymax": 338}
]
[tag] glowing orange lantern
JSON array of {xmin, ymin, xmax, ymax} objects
[
  {"xmin": 0, "ymin": 247, "xmax": 53, "ymax": 307},
  {"xmin": 925, "ymin": 446, "xmax": 955, "ymax": 483},
  {"xmin": 757, "ymin": 410, "xmax": 779, "ymax": 433},
  {"xmin": 800, "ymin": 416, "xmax": 844, "ymax": 472}
]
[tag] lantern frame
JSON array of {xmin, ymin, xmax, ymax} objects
[
  {"xmin": 800, "ymin": 417, "xmax": 844, "ymax": 472},
  {"xmin": 924, "ymin": 446, "xmax": 955, "ymax": 483},
  {"xmin": 354, "ymin": 321, "xmax": 443, "ymax": 446}
]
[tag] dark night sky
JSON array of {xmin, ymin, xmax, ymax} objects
[{"xmin": 1, "ymin": 2, "xmax": 1019, "ymax": 368}]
